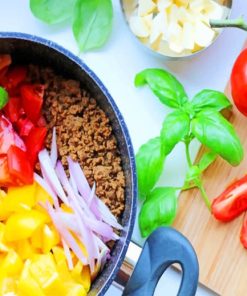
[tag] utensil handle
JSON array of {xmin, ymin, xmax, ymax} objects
[{"xmin": 122, "ymin": 227, "xmax": 199, "ymax": 296}]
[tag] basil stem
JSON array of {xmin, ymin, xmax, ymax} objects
[{"xmin": 210, "ymin": 16, "xmax": 247, "ymax": 32}]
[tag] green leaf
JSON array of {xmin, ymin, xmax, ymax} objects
[
  {"xmin": 135, "ymin": 69, "xmax": 188, "ymax": 108},
  {"xmin": 136, "ymin": 137, "xmax": 165, "ymax": 200},
  {"xmin": 139, "ymin": 187, "xmax": 177, "ymax": 238},
  {"xmin": 0, "ymin": 87, "xmax": 8, "ymax": 109},
  {"xmin": 30, "ymin": 0, "xmax": 76, "ymax": 24},
  {"xmin": 72, "ymin": 0, "xmax": 113, "ymax": 52},
  {"xmin": 160, "ymin": 110, "xmax": 190, "ymax": 155},
  {"xmin": 191, "ymin": 110, "xmax": 243, "ymax": 166},
  {"xmin": 191, "ymin": 89, "xmax": 232, "ymax": 112},
  {"xmin": 198, "ymin": 151, "xmax": 217, "ymax": 172}
]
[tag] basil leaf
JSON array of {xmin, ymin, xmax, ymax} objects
[
  {"xmin": 136, "ymin": 137, "xmax": 165, "ymax": 200},
  {"xmin": 73, "ymin": 0, "xmax": 113, "ymax": 52},
  {"xmin": 0, "ymin": 87, "xmax": 8, "ymax": 109},
  {"xmin": 191, "ymin": 110, "xmax": 243, "ymax": 166},
  {"xmin": 139, "ymin": 187, "xmax": 177, "ymax": 238},
  {"xmin": 160, "ymin": 110, "xmax": 190, "ymax": 155},
  {"xmin": 198, "ymin": 151, "xmax": 217, "ymax": 172},
  {"xmin": 191, "ymin": 89, "xmax": 232, "ymax": 112},
  {"xmin": 30, "ymin": 0, "xmax": 76, "ymax": 24},
  {"xmin": 135, "ymin": 69, "xmax": 188, "ymax": 108}
]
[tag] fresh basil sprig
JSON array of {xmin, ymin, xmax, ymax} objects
[
  {"xmin": 0, "ymin": 87, "xmax": 8, "ymax": 109},
  {"xmin": 135, "ymin": 68, "xmax": 244, "ymax": 237},
  {"xmin": 135, "ymin": 69, "xmax": 188, "ymax": 108},
  {"xmin": 160, "ymin": 110, "xmax": 190, "ymax": 156},
  {"xmin": 29, "ymin": 0, "xmax": 113, "ymax": 52},
  {"xmin": 139, "ymin": 187, "xmax": 177, "ymax": 237},
  {"xmin": 136, "ymin": 137, "xmax": 165, "ymax": 200},
  {"xmin": 73, "ymin": 0, "xmax": 113, "ymax": 52},
  {"xmin": 30, "ymin": 0, "xmax": 76, "ymax": 24}
]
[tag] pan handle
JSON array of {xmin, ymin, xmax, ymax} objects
[{"xmin": 122, "ymin": 227, "xmax": 199, "ymax": 296}]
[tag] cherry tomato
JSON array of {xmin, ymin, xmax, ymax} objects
[{"xmin": 231, "ymin": 48, "xmax": 247, "ymax": 116}]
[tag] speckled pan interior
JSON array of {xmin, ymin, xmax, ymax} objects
[{"xmin": 0, "ymin": 32, "xmax": 137, "ymax": 296}]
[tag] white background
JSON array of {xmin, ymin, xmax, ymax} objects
[{"xmin": 0, "ymin": 0, "xmax": 246, "ymax": 295}]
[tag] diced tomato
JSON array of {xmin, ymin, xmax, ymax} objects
[
  {"xmin": 3, "ymin": 97, "xmax": 22, "ymax": 123},
  {"xmin": 3, "ymin": 66, "xmax": 27, "ymax": 92},
  {"xmin": 7, "ymin": 145, "xmax": 33, "ymax": 185},
  {"xmin": 16, "ymin": 117, "xmax": 34, "ymax": 137},
  {"xmin": 20, "ymin": 84, "xmax": 44, "ymax": 123},
  {"xmin": 0, "ymin": 67, "xmax": 8, "ymax": 84},
  {"xmin": 0, "ymin": 155, "xmax": 16, "ymax": 187},
  {"xmin": 25, "ymin": 127, "xmax": 47, "ymax": 167},
  {"xmin": 0, "ymin": 55, "xmax": 11, "ymax": 71},
  {"xmin": 37, "ymin": 115, "xmax": 47, "ymax": 127},
  {"xmin": 0, "ymin": 115, "xmax": 26, "ymax": 154}
]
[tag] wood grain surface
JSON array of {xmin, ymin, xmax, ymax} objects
[{"xmin": 173, "ymin": 83, "xmax": 247, "ymax": 295}]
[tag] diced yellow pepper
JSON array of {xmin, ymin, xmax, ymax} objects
[
  {"xmin": 16, "ymin": 240, "xmax": 39, "ymax": 260},
  {"xmin": 61, "ymin": 203, "xmax": 73, "ymax": 213},
  {"xmin": 42, "ymin": 224, "xmax": 60, "ymax": 254},
  {"xmin": 71, "ymin": 260, "xmax": 82, "ymax": 279},
  {"xmin": 81, "ymin": 265, "xmax": 91, "ymax": 292},
  {"xmin": 5, "ymin": 210, "xmax": 49, "ymax": 242},
  {"xmin": 64, "ymin": 282, "xmax": 87, "ymax": 296},
  {"xmin": 29, "ymin": 254, "xmax": 65, "ymax": 295},
  {"xmin": 0, "ymin": 277, "xmax": 17, "ymax": 295},
  {"xmin": 5, "ymin": 183, "xmax": 37, "ymax": 213},
  {"xmin": 52, "ymin": 246, "xmax": 72, "ymax": 281},
  {"xmin": 0, "ymin": 196, "xmax": 9, "ymax": 221},
  {"xmin": 30, "ymin": 227, "xmax": 43, "ymax": 249},
  {"xmin": 18, "ymin": 259, "xmax": 45, "ymax": 296},
  {"xmin": 1, "ymin": 249, "xmax": 23, "ymax": 276},
  {"xmin": 35, "ymin": 184, "xmax": 53, "ymax": 204}
]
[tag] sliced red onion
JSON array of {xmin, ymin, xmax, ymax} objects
[
  {"xmin": 62, "ymin": 238, "xmax": 73, "ymax": 270},
  {"xmin": 70, "ymin": 174, "xmax": 77, "ymax": 193},
  {"xmin": 39, "ymin": 149, "xmax": 69, "ymax": 205},
  {"xmin": 34, "ymin": 173, "xmax": 59, "ymax": 209},
  {"xmin": 67, "ymin": 157, "xmax": 91, "ymax": 199},
  {"xmin": 96, "ymin": 199, "xmax": 123, "ymax": 230},
  {"xmin": 50, "ymin": 128, "xmax": 57, "ymax": 168},
  {"xmin": 46, "ymin": 202, "xmax": 87, "ymax": 265},
  {"xmin": 88, "ymin": 182, "xmax": 96, "ymax": 206}
]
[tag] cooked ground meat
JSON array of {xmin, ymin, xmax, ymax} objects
[{"xmin": 28, "ymin": 65, "xmax": 125, "ymax": 218}]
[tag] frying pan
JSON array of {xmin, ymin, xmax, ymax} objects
[{"xmin": 0, "ymin": 32, "xmax": 199, "ymax": 296}]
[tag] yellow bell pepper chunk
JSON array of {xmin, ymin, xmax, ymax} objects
[
  {"xmin": 64, "ymin": 282, "xmax": 87, "ymax": 296},
  {"xmin": 42, "ymin": 224, "xmax": 60, "ymax": 254},
  {"xmin": 81, "ymin": 265, "xmax": 91, "ymax": 292},
  {"xmin": 18, "ymin": 259, "xmax": 45, "ymax": 296},
  {"xmin": 0, "ymin": 277, "xmax": 17, "ymax": 295},
  {"xmin": 30, "ymin": 227, "xmax": 43, "ymax": 249},
  {"xmin": 52, "ymin": 246, "xmax": 72, "ymax": 281},
  {"xmin": 1, "ymin": 249, "xmax": 23, "ymax": 276},
  {"xmin": 35, "ymin": 184, "xmax": 53, "ymax": 204},
  {"xmin": 71, "ymin": 261, "xmax": 83, "ymax": 284},
  {"xmin": 0, "ymin": 222, "xmax": 9, "ymax": 253},
  {"xmin": 16, "ymin": 239, "xmax": 39, "ymax": 260},
  {"xmin": 0, "ymin": 196, "xmax": 9, "ymax": 221},
  {"xmin": 5, "ymin": 210, "xmax": 49, "ymax": 242},
  {"xmin": 29, "ymin": 254, "xmax": 65, "ymax": 295},
  {"xmin": 6, "ymin": 183, "xmax": 36, "ymax": 213},
  {"xmin": 61, "ymin": 203, "xmax": 73, "ymax": 213}
]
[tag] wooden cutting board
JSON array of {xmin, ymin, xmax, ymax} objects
[{"xmin": 173, "ymin": 80, "xmax": 247, "ymax": 296}]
